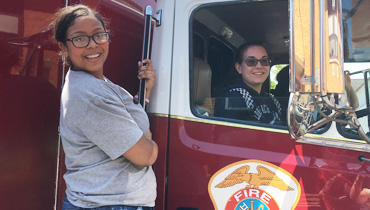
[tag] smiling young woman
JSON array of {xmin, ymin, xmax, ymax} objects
[
  {"xmin": 214, "ymin": 42, "xmax": 282, "ymax": 124},
  {"xmin": 53, "ymin": 4, "xmax": 157, "ymax": 210},
  {"xmin": 58, "ymin": 14, "xmax": 109, "ymax": 79},
  {"xmin": 235, "ymin": 45, "xmax": 270, "ymax": 94}
]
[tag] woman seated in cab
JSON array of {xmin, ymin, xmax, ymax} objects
[{"xmin": 214, "ymin": 42, "xmax": 282, "ymax": 124}]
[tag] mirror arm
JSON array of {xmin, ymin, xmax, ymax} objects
[
  {"xmin": 315, "ymin": 93, "xmax": 370, "ymax": 144},
  {"xmin": 305, "ymin": 112, "xmax": 338, "ymax": 134},
  {"xmin": 350, "ymin": 112, "xmax": 370, "ymax": 144},
  {"xmin": 343, "ymin": 0, "xmax": 364, "ymax": 21},
  {"xmin": 304, "ymin": 96, "xmax": 343, "ymax": 134}
]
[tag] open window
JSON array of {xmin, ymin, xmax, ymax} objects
[{"xmin": 190, "ymin": 1, "xmax": 289, "ymax": 128}]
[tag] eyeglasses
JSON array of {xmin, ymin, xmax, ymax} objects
[
  {"xmin": 66, "ymin": 32, "xmax": 110, "ymax": 48},
  {"xmin": 243, "ymin": 57, "xmax": 270, "ymax": 67}
]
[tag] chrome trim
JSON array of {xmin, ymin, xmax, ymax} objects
[
  {"xmin": 319, "ymin": 0, "xmax": 339, "ymax": 110},
  {"xmin": 145, "ymin": 4, "xmax": 161, "ymax": 27},
  {"xmin": 150, "ymin": 113, "xmax": 289, "ymax": 134},
  {"xmin": 148, "ymin": 113, "xmax": 169, "ymax": 118},
  {"xmin": 320, "ymin": 0, "xmax": 325, "ymax": 96},
  {"xmin": 310, "ymin": 0, "xmax": 315, "ymax": 93},
  {"xmin": 153, "ymin": 10, "xmax": 162, "ymax": 27},
  {"xmin": 358, "ymin": 155, "xmax": 370, "ymax": 162},
  {"xmin": 289, "ymin": 0, "xmax": 295, "ymax": 93},
  {"xmin": 146, "ymin": 5, "xmax": 153, "ymax": 15}
]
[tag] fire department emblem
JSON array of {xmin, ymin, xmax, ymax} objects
[{"xmin": 208, "ymin": 160, "xmax": 301, "ymax": 210}]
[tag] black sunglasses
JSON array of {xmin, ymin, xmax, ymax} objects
[
  {"xmin": 66, "ymin": 32, "xmax": 110, "ymax": 48},
  {"xmin": 243, "ymin": 57, "xmax": 270, "ymax": 67}
]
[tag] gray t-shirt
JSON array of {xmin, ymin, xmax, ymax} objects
[{"xmin": 59, "ymin": 70, "xmax": 156, "ymax": 208}]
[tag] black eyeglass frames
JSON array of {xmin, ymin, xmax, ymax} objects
[
  {"xmin": 65, "ymin": 32, "xmax": 110, "ymax": 48},
  {"xmin": 243, "ymin": 57, "xmax": 270, "ymax": 67}
]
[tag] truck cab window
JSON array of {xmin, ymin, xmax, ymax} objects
[
  {"xmin": 335, "ymin": 0, "xmax": 370, "ymax": 140},
  {"xmin": 190, "ymin": 1, "xmax": 289, "ymax": 128},
  {"xmin": 338, "ymin": 69, "xmax": 370, "ymax": 139},
  {"xmin": 271, "ymin": 64, "xmax": 289, "ymax": 122}
]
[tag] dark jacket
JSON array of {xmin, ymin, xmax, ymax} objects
[{"xmin": 214, "ymin": 81, "xmax": 282, "ymax": 124}]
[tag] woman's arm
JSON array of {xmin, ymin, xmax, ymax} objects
[
  {"xmin": 123, "ymin": 133, "xmax": 158, "ymax": 167},
  {"xmin": 124, "ymin": 59, "xmax": 158, "ymax": 167}
]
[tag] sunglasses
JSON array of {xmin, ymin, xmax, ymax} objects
[
  {"xmin": 242, "ymin": 57, "xmax": 270, "ymax": 66},
  {"xmin": 66, "ymin": 32, "xmax": 110, "ymax": 48}
]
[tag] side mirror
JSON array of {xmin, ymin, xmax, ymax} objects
[
  {"xmin": 290, "ymin": 0, "xmax": 344, "ymax": 94},
  {"xmin": 288, "ymin": 0, "xmax": 370, "ymax": 144}
]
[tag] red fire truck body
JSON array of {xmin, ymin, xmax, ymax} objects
[{"xmin": 1, "ymin": 0, "xmax": 370, "ymax": 210}]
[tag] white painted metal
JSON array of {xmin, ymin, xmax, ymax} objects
[{"xmin": 149, "ymin": 0, "xmax": 236, "ymax": 117}]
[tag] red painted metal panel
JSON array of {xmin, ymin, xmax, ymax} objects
[
  {"xmin": 149, "ymin": 115, "xmax": 170, "ymax": 210},
  {"xmin": 163, "ymin": 118, "xmax": 370, "ymax": 210},
  {"xmin": 0, "ymin": 0, "xmax": 64, "ymax": 209}
]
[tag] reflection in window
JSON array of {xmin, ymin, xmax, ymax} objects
[
  {"xmin": 343, "ymin": 0, "xmax": 370, "ymax": 62},
  {"xmin": 329, "ymin": 35, "xmax": 338, "ymax": 59},
  {"xmin": 337, "ymin": 0, "xmax": 370, "ymax": 140}
]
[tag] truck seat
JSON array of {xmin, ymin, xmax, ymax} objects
[{"xmin": 193, "ymin": 57, "xmax": 213, "ymax": 116}]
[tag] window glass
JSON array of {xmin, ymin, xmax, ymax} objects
[
  {"xmin": 337, "ymin": 0, "xmax": 370, "ymax": 139},
  {"xmin": 270, "ymin": 64, "xmax": 289, "ymax": 122},
  {"xmin": 338, "ymin": 65, "xmax": 370, "ymax": 139},
  {"xmin": 190, "ymin": 1, "xmax": 289, "ymax": 127},
  {"xmin": 343, "ymin": 1, "xmax": 370, "ymax": 62}
]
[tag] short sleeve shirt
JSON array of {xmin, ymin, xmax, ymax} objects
[{"xmin": 59, "ymin": 70, "xmax": 156, "ymax": 208}]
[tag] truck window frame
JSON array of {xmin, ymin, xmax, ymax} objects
[{"xmin": 189, "ymin": 0, "xmax": 289, "ymax": 130}]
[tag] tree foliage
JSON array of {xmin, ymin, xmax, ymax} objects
[{"xmin": 270, "ymin": 64, "xmax": 288, "ymax": 90}]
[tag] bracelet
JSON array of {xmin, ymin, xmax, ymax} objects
[{"xmin": 134, "ymin": 95, "xmax": 149, "ymax": 104}]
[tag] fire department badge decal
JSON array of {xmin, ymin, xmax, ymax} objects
[{"xmin": 208, "ymin": 160, "xmax": 301, "ymax": 210}]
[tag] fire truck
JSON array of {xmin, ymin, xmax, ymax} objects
[{"xmin": 1, "ymin": 0, "xmax": 370, "ymax": 209}]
